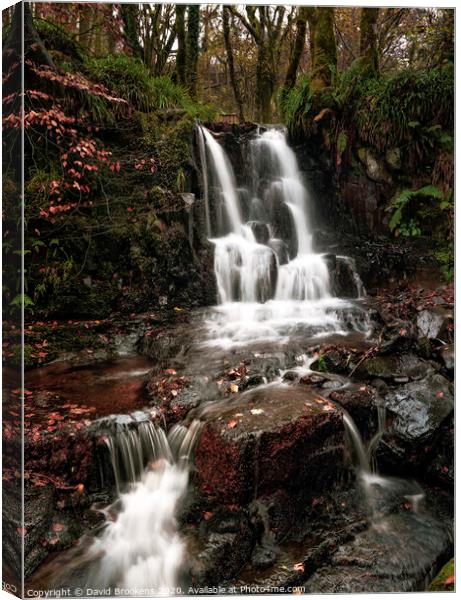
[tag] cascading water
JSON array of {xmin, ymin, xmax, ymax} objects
[
  {"xmin": 198, "ymin": 125, "xmax": 369, "ymax": 346},
  {"xmin": 70, "ymin": 416, "xmax": 202, "ymax": 594},
  {"xmin": 342, "ymin": 408, "xmax": 425, "ymax": 521}
]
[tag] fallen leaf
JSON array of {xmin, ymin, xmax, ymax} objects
[
  {"xmin": 165, "ymin": 368, "xmax": 177, "ymax": 375},
  {"xmin": 444, "ymin": 575, "xmax": 455, "ymax": 587},
  {"xmin": 203, "ymin": 511, "xmax": 213, "ymax": 521},
  {"xmin": 229, "ymin": 383, "xmax": 239, "ymax": 393},
  {"xmin": 227, "ymin": 419, "xmax": 238, "ymax": 429},
  {"xmin": 52, "ymin": 523, "xmax": 65, "ymax": 532},
  {"xmin": 293, "ymin": 563, "xmax": 305, "ymax": 572}
]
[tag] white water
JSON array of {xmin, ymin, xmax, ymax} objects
[
  {"xmin": 85, "ymin": 418, "xmax": 202, "ymax": 593},
  {"xmin": 198, "ymin": 126, "xmax": 369, "ymax": 347},
  {"xmin": 201, "ymin": 127, "xmax": 242, "ymax": 234},
  {"xmin": 342, "ymin": 408, "xmax": 425, "ymax": 522}
]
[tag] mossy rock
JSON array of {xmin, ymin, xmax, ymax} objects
[
  {"xmin": 427, "ymin": 558, "xmax": 454, "ymax": 591},
  {"xmin": 34, "ymin": 19, "xmax": 84, "ymax": 63}
]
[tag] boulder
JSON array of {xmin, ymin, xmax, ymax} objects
[
  {"xmin": 305, "ymin": 511, "xmax": 452, "ymax": 593},
  {"xmin": 384, "ymin": 373, "xmax": 453, "ymax": 443},
  {"xmin": 194, "ymin": 384, "xmax": 344, "ymax": 503},
  {"xmin": 385, "ymin": 148, "xmax": 402, "ymax": 171},
  {"xmin": 417, "ymin": 307, "xmax": 453, "ymax": 341},
  {"xmin": 248, "ymin": 221, "xmax": 270, "ymax": 244},
  {"xmin": 438, "ymin": 343, "xmax": 454, "ymax": 372},
  {"xmin": 355, "ymin": 354, "xmax": 436, "ymax": 383},
  {"xmin": 357, "ymin": 148, "xmax": 392, "ymax": 184}
]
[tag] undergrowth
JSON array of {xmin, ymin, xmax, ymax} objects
[{"xmin": 85, "ymin": 55, "xmax": 216, "ymax": 119}]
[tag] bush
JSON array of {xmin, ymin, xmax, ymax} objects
[
  {"xmin": 352, "ymin": 66, "xmax": 453, "ymax": 153},
  {"xmin": 85, "ymin": 55, "xmax": 216, "ymax": 119}
]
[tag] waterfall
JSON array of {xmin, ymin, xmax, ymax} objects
[
  {"xmin": 196, "ymin": 125, "xmax": 211, "ymax": 237},
  {"xmin": 85, "ymin": 416, "xmax": 202, "ymax": 593},
  {"xmin": 342, "ymin": 408, "xmax": 425, "ymax": 521},
  {"xmin": 201, "ymin": 128, "xmax": 242, "ymax": 234},
  {"xmin": 198, "ymin": 125, "xmax": 369, "ymax": 346}
]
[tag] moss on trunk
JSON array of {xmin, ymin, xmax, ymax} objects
[{"xmin": 311, "ymin": 8, "xmax": 337, "ymax": 91}]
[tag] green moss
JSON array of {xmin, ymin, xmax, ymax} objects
[
  {"xmin": 427, "ymin": 558, "xmax": 454, "ymax": 591},
  {"xmin": 154, "ymin": 117, "xmax": 195, "ymax": 189},
  {"xmin": 34, "ymin": 18, "xmax": 84, "ymax": 63}
]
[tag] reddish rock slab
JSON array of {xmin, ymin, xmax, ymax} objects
[{"xmin": 194, "ymin": 384, "xmax": 345, "ymax": 504}]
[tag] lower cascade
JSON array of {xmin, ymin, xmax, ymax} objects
[
  {"xmin": 199, "ymin": 126, "xmax": 370, "ymax": 346},
  {"xmin": 60, "ymin": 417, "xmax": 202, "ymax": 594}
]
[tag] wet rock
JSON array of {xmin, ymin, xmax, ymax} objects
[
  {"xmin": 282, "ymin": 370, "xmax": 299, "ymax": 382},
  {"xmin": 417, "ymin": 307, "xmax": 453, "ymax": 341},
  {"xmin": 299, "ymin": 373, "xmax": 327, "ymax": 385},
  {"xmin": 194, "ymin": 385, "xmax": 344, "ymax": 503},
  {"xmin": 330, "ymin": 256, "xmax": 363, "ymax": 298},
  {"xmin": 321, "ymin": 379, "xmax": 343, "ymax": 391},
  {"xmin": 3, "ymin": 482, "xmax": 23, "ymax": 580},
  {"xmin": 357, "ymin": 148, "xmax": 392, "ymax": 184},
  {"xmin": 355, "ymin": 354, "xmax": 436, "ymax": 382},
  {"xmin": 379, "ymin": 324, "xmax": 416, "ymax": 355},
  {"xmin": 147, "ymin": 373, "xmax": 216, "ymax": 424},
  {"xmin": 251, "ymin": 490, "xmax": 299, "ymax": 544},
  {"xmin": 329, "ymin": 384, "xmax": 381, "ymax": 431},
  {"xmin": 248, "ymin": 221, "xmax": 270, "ymax": 244},
  {"xmin": 424, "ymin": 415, "xmax": 454, "ymax": 489},
  {"xmin": 385, "ymin": 148, "xmax": 402, "ymax": 171},
  {"xmin": 138, "ymin": 323, "xmax": 194, "ymax": 364},
  {"xmin": 189, "ymin": 511, "xmax": 254, "ymax": 586},
  {"xmin": 23, "ymin": 485, "xmax": 56, "ymax": 577},
  {"xmin": 251, "ymin": 545, "xmax": 277, "ymax": 570},
  {"xmin": 384, "ymin": 373, "xmax": 453, "ymax": 443},
  {"xmin": 305, "ymin": 511, "xmax": 452, "ymax": 593},
  {"xmin": 311, "ymin": 350, "xmax": 350, "ymax": 375},
  {"xmin": 370, "ymin": 378, "xmax": 389, "ymax": 396},
  {"xmin": 438, "ymin": 344, "xmax": 454, "ymax": 372},
  {"xmin": 268, "ymin": 239, "xmax": 290, "ymax": 265}
]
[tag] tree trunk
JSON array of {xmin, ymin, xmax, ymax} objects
[
  {"xmin": 223, "ymin": 7, "xmax": 245, "ymax": 122},
  {"xmin": 175, "ymin": 5, "xmax": 187, "ymax": 85},
  {"xmin": 256, "ymin": 49, "xmax": 275, "ymax": 123},
  {"xmin": 121, "ymin": 4, "xmax": 143, "ymax": 60},
  {"xmin": 284, "ymin": 7, "xmax": 308, "ymax": 89},
  {"xmin": 78, "ymin": 4, "xmax": 93, "ymax": 50},
  {"xmin": 310, "ymin": 8, "xmax": 337, "ymax": 91},
  {"xmin": 4, "ymin": 2, "xmax": 54, "ymax": 70},
  {"xmin": 359, "ymin": 8, "xmax": 380, "ymax": 74},
  {"xmin": 306, "ymin": 8, "xmax": 318, "ymax": 70},
  {"xmin": 186, "ymin": 5, "xmax": 200, "ymax": 98}
]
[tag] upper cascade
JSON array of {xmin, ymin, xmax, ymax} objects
[{"xmin": 197, "ymin": 124, "xmax": 368, "ymax": 345}]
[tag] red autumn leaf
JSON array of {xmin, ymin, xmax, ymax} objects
[
  {"xmin": 227, "ymin": 419, "xmax": 238, "ymax": 429},
  {"xmin": 444, "ymin": 575, "xmax": 455, "ymax": 587},
  {"xmin": 165, "ymin": 368, "xmax": 177, "ymax": 375},
  {"xmin": 203, "ymin": 511, "xmax": 213, "ymax": 521},
  {"xmin": 293, "ymin": 563, "xmax": 305, "ymax": 572},
  {"xmin": 52, "ymin": 523, "xmax": 65, "ymax": 532}
]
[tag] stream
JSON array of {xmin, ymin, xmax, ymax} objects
[{"xmin": 23, "ymin": 126, "xmax": 453, "ymax": 596}]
